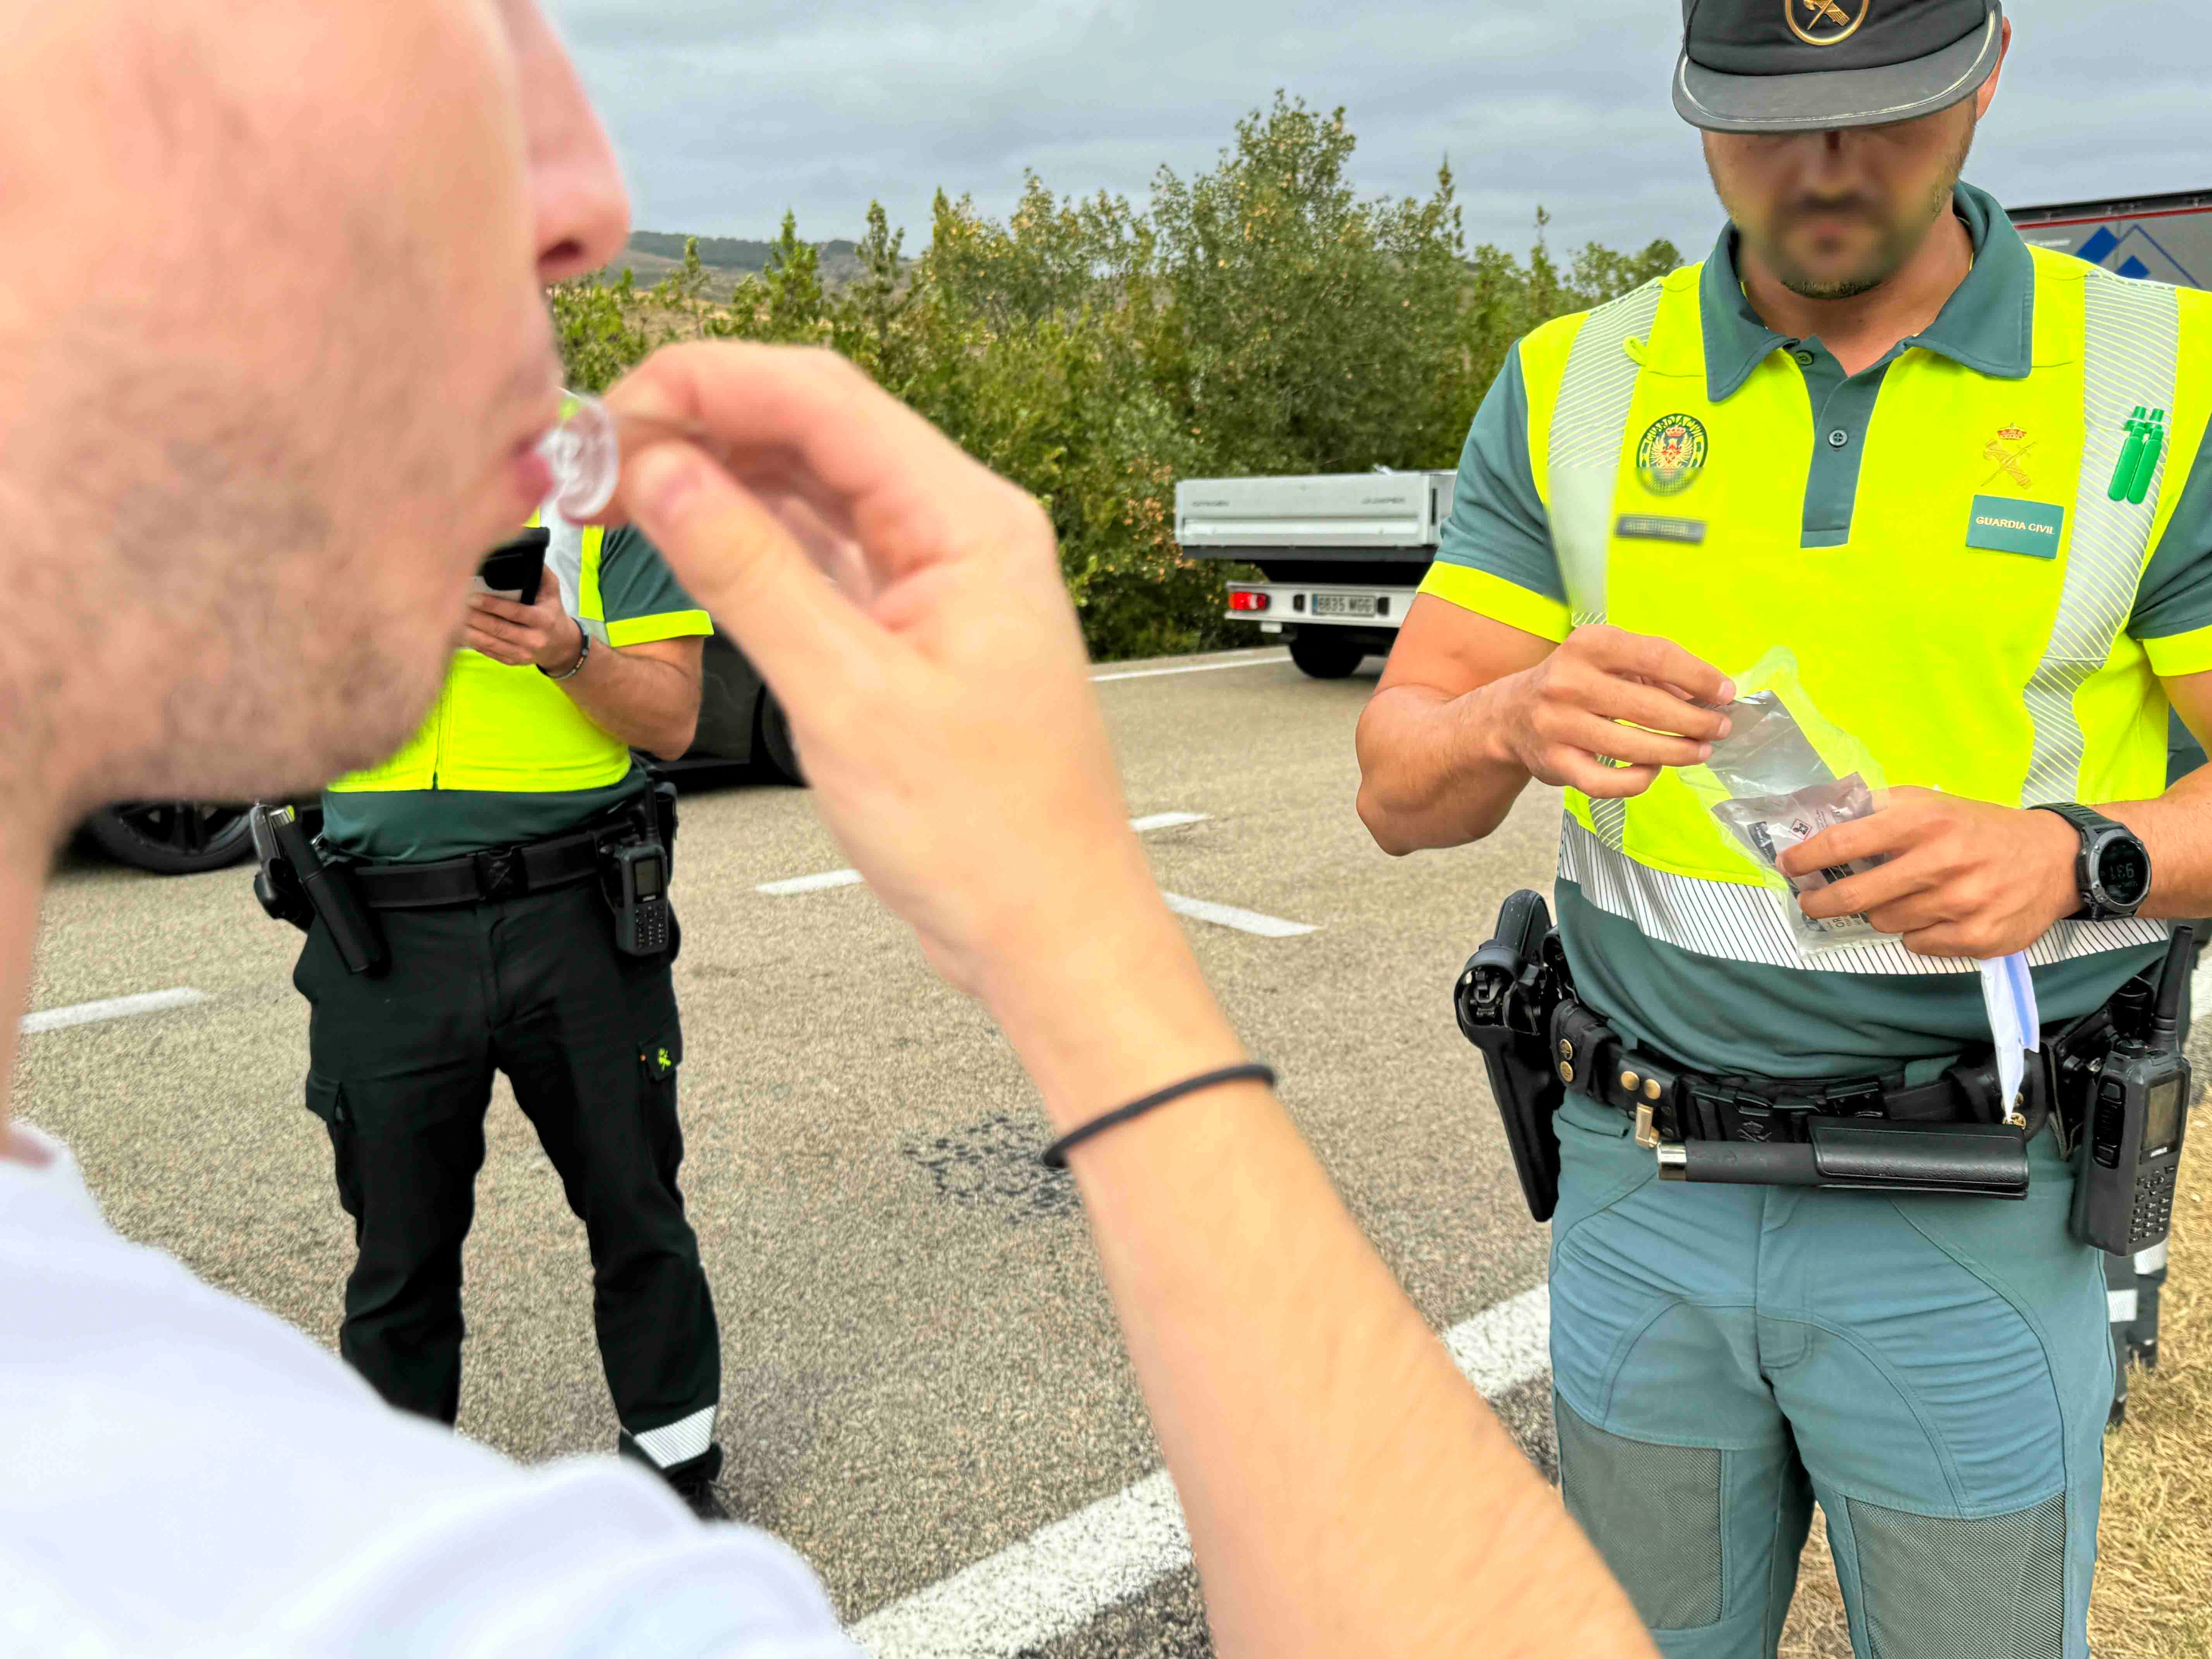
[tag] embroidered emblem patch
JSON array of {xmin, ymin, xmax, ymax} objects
[
  {"xmin": 1982, "ymin": 424, "xmax": 2035, "ymax": 489},
  {"xmin": 1787, "ymin": 0, "xmax": 1869, "ymax": 47},
  {"xmin": 1636, "ymin": 414, "xmax": 1709, "ymax": 497}
]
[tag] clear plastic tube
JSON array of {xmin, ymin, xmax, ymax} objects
[
  {"xmin": 534, "ymin": 392, "xmax": 714, "ymax": 522},
  {"xmin": 536, "ymin": 392, "xmax": 622, "ymax": 522}
]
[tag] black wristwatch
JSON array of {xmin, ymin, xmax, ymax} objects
[{"xmin": 2030, "ymin": 803, "xmax": 2153, "ymax": 921}]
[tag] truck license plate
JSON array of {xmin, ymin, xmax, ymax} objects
[{"xmin": 1311, "ymin": 592, "xmax": 1379, "ymax": 618}]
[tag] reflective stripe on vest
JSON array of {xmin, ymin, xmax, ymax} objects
[
  {"xmin": 1546, "ymin": 277, "xmax": 1666, "ymax": 853},
  {"xmin": 328, "ymin": 519, "xmax": 629, "ymax": 796},
  {"xmin": 2023, "ymin": 270, "xmax": 2181, "ymax": 803},
  {"xmin": 1532, "ymin": 256, "xmax": 2197, "ymax": 973}
]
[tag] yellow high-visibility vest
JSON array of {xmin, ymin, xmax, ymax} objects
[
  {"xmin": 1429, "ymin": 247, "xmax": 2212, "ymax": 975},
  {"xmin": 330, "ymin": 516, "xmax": 630, "ymax": 796}
]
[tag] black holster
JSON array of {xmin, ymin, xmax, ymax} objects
[
  {"xmin": 1455, "ymin": 891, "xmax": 1568, "ymax": 1222},
  {"xmin": 250, "ymin": 803, "xmax": 388, "ymax": 976}
]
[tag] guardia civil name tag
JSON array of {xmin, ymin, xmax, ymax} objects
[{"xmin": 1966, "ymin": 495, "xmax": 2066, "ymax": 560}]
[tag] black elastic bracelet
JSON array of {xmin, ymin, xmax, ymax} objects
[{"xmin": 1040, "ymin": 1062, "xmax": 1277, "ymax": 1168}]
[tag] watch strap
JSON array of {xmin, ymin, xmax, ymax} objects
[
  {"xmin": 2029, "ymin": 801, "xmax": 2143, "ymax": 921},
  {"xmin": 2031, "ymin": 801, "xmax": 2110, "ymax": 837}
]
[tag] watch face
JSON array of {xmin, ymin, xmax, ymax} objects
[{"xmin": 2096, "ymin": 834, "xmax": 2152, "ymax": 909}]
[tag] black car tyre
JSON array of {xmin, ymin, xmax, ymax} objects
[
  {"xmin": 756, "ymin": 691, "xmax": 805, "ymax": 786},
  {"xmin": 84, "ymin": 802, "xmax": 257, "ymax": 875},
  {"xmin": 1288, "ymin": 630, "xmax": 1366, "ymax": 680}
]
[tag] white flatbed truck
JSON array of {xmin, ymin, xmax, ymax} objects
[
  {"xmin": 1172, "ymin": 470, "xmax": 1453, "ymax": 679},
  {"xmin": 1175, "ymin": 188, "xmax": 2211, "ymax": 679}
]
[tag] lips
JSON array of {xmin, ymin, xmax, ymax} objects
[{"xmin": 510, "ymin": 441, "xmax": 555, "ymax": 511}]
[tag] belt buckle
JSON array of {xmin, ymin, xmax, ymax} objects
[
  {"xmin": 473, "ymin": 846, "xmax": 527, "ymax": 901},
  {"xmin": 1824, "ymin": 1081, "xmax": 1887, "ymax": 1122}
]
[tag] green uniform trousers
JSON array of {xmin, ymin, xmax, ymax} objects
[
  {"xmin": 1549, "ymin": 1094, "xmax": 2108, "ymax": 1659},
  {"xmin": 293, "ymin": 881, "xmax": 719, "ymax": 1465}
]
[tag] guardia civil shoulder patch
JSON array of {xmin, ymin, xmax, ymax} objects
[{"xmin": 1636, "ymin": 414, "xmax": 1708, "ymax": 497}]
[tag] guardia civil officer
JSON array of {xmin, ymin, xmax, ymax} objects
[
  {"xmin": 286, "ymin": 512, "xmax": 730, "ymax": 1518},
  {"xmin": 1358, "ymin": 3, "xmax": 2212, "ymax": 1654}
]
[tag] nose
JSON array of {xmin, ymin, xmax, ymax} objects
[{"xmin": 510, "ymin": 4, "xmax": 632, "ymax": 286}]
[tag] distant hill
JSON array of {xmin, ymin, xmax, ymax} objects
[{"xmin": 591, "ymin": 231, "xmax": 868, "ymax": 298}]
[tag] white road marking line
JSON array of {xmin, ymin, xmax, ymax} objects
[
  {"xmin": 850, "ymin": 1286, "xmax": 1552, "ymax": 1658},
  {"xmin": 1160, "ymin": 892, "xmax": 1316, "ymax": 938},
  {"xmin": 759, "ymin": 815, "xmax": 1213, "ymax": 895},
  {"xmin": 19, "ymin": 987, "xmax": 211, "ymax": 1036},
  {"xmin": 756, "ymin": 868, "xmax": 867, "ymax": 896},
  {"xmin": 1089, "ymin": 653, "xmax": 1289, "ymax": 683},
  {"xmin": 1127, "ymin": 811, "xmax": 1209, "ymax": 833}
]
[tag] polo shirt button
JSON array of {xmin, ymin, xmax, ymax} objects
[
  {"xmin": 1827, "ymin": 428, "xmax": 1849, "ymax": 448},
  {"xmin": 1794, "ymin": 349, "xmax": 1815, "ymax": 365}
]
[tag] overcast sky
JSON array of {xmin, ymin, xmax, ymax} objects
[{"xmin": 547, "ymin": 1, "xmax": 2209, "ymax": 261}]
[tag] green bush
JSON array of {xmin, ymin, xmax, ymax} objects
[{"xmin": 549, "ymin": 95, "xmax": 1682, "ymax": 661}]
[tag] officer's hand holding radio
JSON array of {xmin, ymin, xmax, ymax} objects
[
  {"xmin": 601, "ymin": 340, "xmax": 1657, "ymax": 1659},
  {"xmin": 1782, "ymin": 785, "xmax": 2087, "ymax": 958},
  {"xmin": 465, "ymin": 584, "xmax": 584, "ymax": 672}
]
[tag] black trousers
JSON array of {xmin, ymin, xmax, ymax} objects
[{"xmin": 294, "ymin": 882, "xmax": 718, "ymax": 1458}]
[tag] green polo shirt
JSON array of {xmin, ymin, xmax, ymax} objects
[
  {"xmin": 322, "ymin": 525, "xmax": 709, "ymax": 863},
  {"xmin": 1430, "ymin": 183, "xmax": 2212, "ymax": 1079}
]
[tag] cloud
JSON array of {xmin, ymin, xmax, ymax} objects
[{"xmin": 547, "ymin": 0, "xmax": 2211, "ymax": 261}]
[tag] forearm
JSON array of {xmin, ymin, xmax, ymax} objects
[
  {"xmin": 982, "ymin": 890, "xmax": 1653, "ymax": 1659},
  {"xmin": 1355, "ymin": 681, "xmax": 1532, "ymax": 855},
  {"xmin": 2095, "ymin": 766, "xmax": 2212, "ymax": 918},
  {"xmin": 557, "ymin": 635, "xmax": 698, "ymax": 760}
]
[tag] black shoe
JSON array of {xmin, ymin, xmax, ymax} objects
[
  {"xmin": 627, "ymin": 1440, "xmax": 729, "ymax": 1522},
  {"xmin": 667, "ymin": 1462, "xmax": 731, "ymax": 1522}
]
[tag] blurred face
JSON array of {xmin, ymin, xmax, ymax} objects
[
  {"xmin": 0, "ymin": 0, "xmax": 629, "ymax": 819},
  {"xmin": 1702, "ymin": 103, "xmax": 1978, "ymax": 301}
]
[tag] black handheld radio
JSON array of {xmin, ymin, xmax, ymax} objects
[
  {"xmin": 606, "ymin": 839, "xmax": 671, "ymax": 957},
  {"xmin": 2072, "ymin": 927, "xmax": 2193, "ymax": 1255}
]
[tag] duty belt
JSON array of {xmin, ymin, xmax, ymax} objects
[
  {"xmin": 346, "ymin": 826, "xmax": 609, "ymax": 910},
  {"xmin": 1547, "ymin": 989, "xmax": 2107, "ymax": 1155}
]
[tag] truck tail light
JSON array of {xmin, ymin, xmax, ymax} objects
[{"xmin": 1229, "ymin": 590, "xmax": 1271, "ymax": 612}]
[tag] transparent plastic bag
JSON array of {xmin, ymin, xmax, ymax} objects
[{"xmin": 1679, "ymin": 648, "xmax": 1894, "ymax": 956}]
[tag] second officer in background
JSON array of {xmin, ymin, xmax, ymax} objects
[{"xmin": 290, "ymin": 512, "xmax": 730, "ymax": 1518}]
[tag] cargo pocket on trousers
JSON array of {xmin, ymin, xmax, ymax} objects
[
  {"xmin": 638, "ymin": 1024, "xmax": 683, "ymax": 1085},
  {"xmin": 304, "ymin": 1072, "xmax": 365, "ymax": 1221},
  {"xmin": 304, "ymin": 1071, "xmax": 349, "ymax": 1128},
  {"xmin": 1556, "ymin": 1393, "xmax": 1724, "ymax": 1631}
]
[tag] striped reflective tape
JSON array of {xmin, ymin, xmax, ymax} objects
[
  {"xmin": 630, "ymin": 1404, "xmax": 716, "ymax": 1469},
  {"xmin": 1546, "ymin": 277, "xmax": 1666, "ymax": 853},
  {"xmin": 1558, "ymin": 817, "xmax": 2170, "ymax": 975},
  {"xmin": 2023, "ymin": 271, "xmax": 2181, "ymax": 805}
]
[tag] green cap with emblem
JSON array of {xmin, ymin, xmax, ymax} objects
[{"xmin": 1674, "ymin": 0, "xmax": 2004, "ymax": 134}]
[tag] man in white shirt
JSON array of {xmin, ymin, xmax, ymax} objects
[
  {"xmin": 0, "ymin": 2, "xmax": 1655, "ymax": 1655},
  {"xmin": 0, "ymin": 4, "xmax": 855, "ymax": 1653}
]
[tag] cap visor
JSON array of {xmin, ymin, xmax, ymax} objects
[{"xmin": 1674, "ymin": 4, "xmax": 2001, "ymax": 133}]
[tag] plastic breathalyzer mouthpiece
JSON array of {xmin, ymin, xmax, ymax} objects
[{"xmin": 536, "ymin": 392, "xmax": 621, "ymax": 522}]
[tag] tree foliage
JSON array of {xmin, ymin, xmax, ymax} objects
[{"xmin": 548, "ymin": 95, "xmax": 1682, "ymax": 660}]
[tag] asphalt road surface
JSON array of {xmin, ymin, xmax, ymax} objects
[{"xmin": 24, "ymin": 642, "xmax": 2184, "ymax": 1656}]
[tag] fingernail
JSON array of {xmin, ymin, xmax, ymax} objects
[
  {"xmin": 627, "ymin": 445, "xmax": 703, "ymax": 524},
  {"xmin": 1717, "ymin": 718, "xmax": 1732, "ymax": 739},
  {"xmin": 1697, "ymin": 743, "xmax": 1713, "ymax": 760},
  {"xmin": 1718, "ymin": 679, "xmax": 1737, "ymax": 703}
]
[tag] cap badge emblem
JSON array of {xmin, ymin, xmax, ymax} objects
[
  {"xmin": 1787, "ymin": 0, "xmax": 1870, "ymax": 47},
  {"xmin": 1984, "ymin": 426, "xmax": 2035, "ymax": 489}
]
